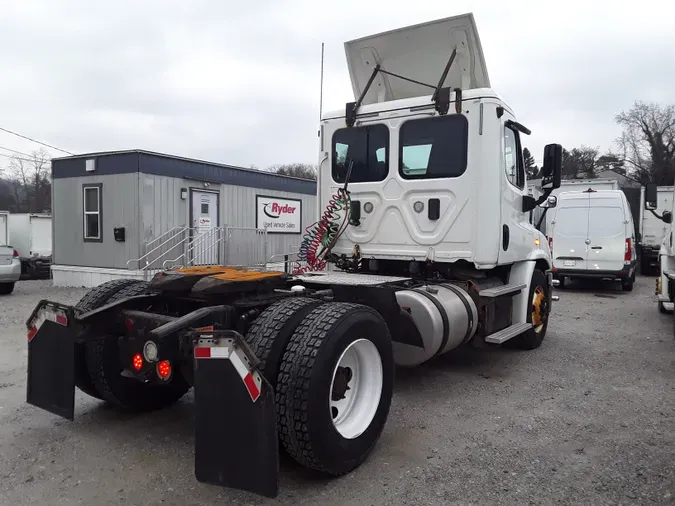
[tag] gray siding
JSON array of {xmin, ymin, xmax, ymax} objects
[
  {"xmin": 52, "ymin": 173, "xmax": 140, "ymax": 269},
  {"xmin": 139, "ymin": 174, "xmax": 316, "ymax": 266}
]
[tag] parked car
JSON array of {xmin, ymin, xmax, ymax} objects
[
  {"xmin": 550, "ymin": 189, "xmax": 637, "ymax": 291},
  {"xmin": 0, "ymin": 244, "xmax": 21, "ymax": 294}
]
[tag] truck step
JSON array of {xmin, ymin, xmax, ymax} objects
[
  {"xmin": 479, "ymin": 283, "xmax": 527, "ymax": 298},
  {"xmin": 484, "ymin": 323, "xmax": 532, "ymax": 344}
]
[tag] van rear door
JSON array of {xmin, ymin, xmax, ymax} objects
[
  {"xmin": 552, "ymin": 197, "xmax": 589, "ymax": 271},
  {"xmin": 586, "ymin": 205, "xmax": 626, "ymax": 271}
]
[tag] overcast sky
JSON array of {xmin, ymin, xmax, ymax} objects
[{"xmin": 0, "ymin": 0, "xmax": 672, "ymax": 171}]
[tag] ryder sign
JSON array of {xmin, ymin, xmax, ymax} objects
[{"xmin": 255, "ymin": 195, "xmax": 302, "ymax": 234}]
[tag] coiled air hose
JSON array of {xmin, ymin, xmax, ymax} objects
[{"xmin": 294, "ymin": 161, "xmax": 354, "ymax": 275}]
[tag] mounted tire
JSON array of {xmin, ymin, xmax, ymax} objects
[
  {"xmin": 621, "ymin": 273, "xmax": 635, "ymax": 292},
  {"xmin": 276, "ymin": 302, "xmax": 394, "ymax": 476},
  {"xmin": 506, "ymin": 268, "xmax": 550, "ymax": 350},
  {"xmin": 245, "ymin": 297, "xmax": 323, "ymax": 386},
  {"xmin": 0, "ymin": 282, "xmax": 15, "ymax": 295},
  {"xmin": 84, "ymin": 281, "xmax": 190, "ymax": 411},
  {"xmin": 73, "ymin": 279, "xmax": 144, "ymax": 399}
]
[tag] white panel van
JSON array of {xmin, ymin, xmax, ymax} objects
[{"xmin": 549, "ymin": 189, "xmax": 637, "ymax": 290}]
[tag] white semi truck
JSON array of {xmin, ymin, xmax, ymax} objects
[
  {"xmin": 644, "ymin": 183, "xmax": 675, "ymax": 314},
  {"xmin": 23, "ymin": 13, "xmax": 562, "ymax": 498},
  {"xmin": 639, "ymin": 186, "xmax": 673, "ymax": 276}
]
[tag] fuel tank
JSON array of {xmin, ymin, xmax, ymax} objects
[{"xmin": 393, "ymin": 284, "xmax": 478, "ymax": 367}]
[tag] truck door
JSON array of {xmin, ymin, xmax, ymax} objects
[
  {"xmin": 551, "ymin": 193, "xmax": 589, "ymax": 271},
  {"xmin": 585, "ymin": 203, "xmax": 626, "ymax": 272},
  {"xmin": 498, "ymin": 117, "xmax": 533, "ymax": 264}
]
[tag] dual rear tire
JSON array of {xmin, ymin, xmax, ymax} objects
[
  {"xmin": 245, "ymin": 299, "xmax": 394, "ymax": 476},
  {"xmin": 74, "ymin": 279, "xmax": 190, "ymax": 411}
]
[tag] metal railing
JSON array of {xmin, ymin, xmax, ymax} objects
[
  {"xmin": 126, "ymin": 227, "xmax": 191, "ymax": 270},
  {"xmin": 162, "ymin": 226, "xmax": 226, "ymax": 269},
  {"xmin": 128, "ymin": 225, "xmax": 309, "ymax": 279}
]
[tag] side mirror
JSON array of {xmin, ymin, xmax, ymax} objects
[
  {"xmin": 644, "ymin": 183, "xmax": 657, "ymax": 210},
  {"xmin": 664, "ymin": 210, "xmax": 673, "ymax": 224},
  {"xmin": 541, "ymin": 144, "xmax": 562, "ymax": 190}
]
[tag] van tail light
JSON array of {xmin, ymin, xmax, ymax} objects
[
  {"xmin": 625, "ymin": 238, "xmax": 632, "ymax": 262},
  {"xmin": 13, "ymin": 249, "xmax": 19, "ymax": 257},
  {"xmin": 548, "ymin": 237, "xmax": 553, "ymax": 252}
]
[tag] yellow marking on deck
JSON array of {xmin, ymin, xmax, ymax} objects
[
  {"xmin": 207, "ymin": 268, "xmax": 286, "ymax": 282},
  {"xmin": 174, "ymin": 266, "xmax": 238, "ymax": 276}
]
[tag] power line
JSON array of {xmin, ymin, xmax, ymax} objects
[
  {"xmin": 0, "ymin": 152, "xmax": 50, "ymax": 165},
  {"xmin": 0, "ymin": 145, "xmax": 34, "ymax": 158},
  {"xmin": 0, "ymin": 126, "xmax": 74, "ymax": 155}
]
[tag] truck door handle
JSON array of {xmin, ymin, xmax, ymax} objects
[{"xmin": 591, "ymin": 246, "xmax": 602, "ymax": 250}]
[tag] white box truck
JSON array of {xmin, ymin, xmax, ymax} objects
[
  {"xmin": 639, "ymin": 186, "xmax": 673, "ymax": 275},
  {"xmin": 8, "ymin": 213, "xmax": 52, "ymax": 279}
]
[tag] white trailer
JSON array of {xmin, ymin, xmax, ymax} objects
[
  {"xmin": 639, "ymin": 186, "xmax": 673, "ymax": 275},
  {"xmin": 8, "ymin": 213, "xmax": 52, "ymax": 278},
  {"xmin": 23, "ymin": 13, "xmax": 564, "ymax": 499},
  {"xmin": 0, "ymin": 211, "xmax": 9, "ymax": 245}
]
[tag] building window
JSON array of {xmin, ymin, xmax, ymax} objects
[
  {"xmin": 504, "ymin": 126, "xmax": 525, "ymax": 189},
  {"xmin": 332, "ymin": 124, "xmax": 389, "ymax": 183},
  {"xmin": 83, "ymin": 184, "xmax": 102, "ymax": 242},
  {"xmin": 398, "ymin": 115, "xmax": 468, "ymax": 179}
]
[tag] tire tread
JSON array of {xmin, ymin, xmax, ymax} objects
[{"xmin": 276, "ymin": 302, "xmax": 383, "ymax": 474}]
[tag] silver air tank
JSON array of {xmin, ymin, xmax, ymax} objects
[{"xmin": 393, "ymin": 284, "xmax": 478, "ymax": 367}]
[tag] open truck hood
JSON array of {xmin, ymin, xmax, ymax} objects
[{"xmin": 344, "ymin": 13, "xmax": 491, "ymax": 105}]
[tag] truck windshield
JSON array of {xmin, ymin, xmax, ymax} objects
[{"xmin": 332, "ymin": 124, "xmax": 389, "ymax": 183}]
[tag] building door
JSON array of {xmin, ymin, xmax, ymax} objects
[{"xmin": 190, "ymin": 189, "xmax": 220, "ymax": 266}]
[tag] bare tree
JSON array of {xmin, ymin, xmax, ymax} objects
[
  {"xmin": 5, "ymin": 148, "xmax": 52, "ymax": 212},
  {"xmin": 561, "ymin": 146, "xmax": 600, "ymax": 179},
  {"xmin": 268, "ymin": 163, "xmax": 317, "ymax": 180},
  {"xmin": 615, "ymin": 101, "xmax": 675, "ymax": 184}
]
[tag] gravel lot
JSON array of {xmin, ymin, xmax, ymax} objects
[{"xmin": 0, "ymin": 277, "xmax": 674, "ymax": 505}]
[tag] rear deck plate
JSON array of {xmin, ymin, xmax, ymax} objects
[{"xmin": 294, "ymin": 271, "xmax": 411, "ymax": 286}]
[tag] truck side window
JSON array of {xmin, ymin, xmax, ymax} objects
[
  {"xmin": 332, "ymin": 124, "xmax": 389, "ymax": 183},
  {"xmin": 398, "ymin": 115, "xmax": 468, "ymax": 179},
  {"xmin": 504, "ymin": 126, "xmax": 524, "ymax": 189}
]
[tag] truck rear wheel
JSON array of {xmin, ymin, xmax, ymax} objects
[
  {"xmin": 506, "ymin": 269, "xmax": 550, "ymax": 350},
  {"xmin": 245, "ymin": 297, "xmax": 323, "ymax": 386},
  {"xmin": 85, "ymin": 281, "xmax": 190, "ymax": 411},
  {"xmin": 74, "ymin": 279, "xmax": 144, "ymax": 400},
  {"xmin": 276, "ymin": 302, "xmax": 394, "ymax": 476}
]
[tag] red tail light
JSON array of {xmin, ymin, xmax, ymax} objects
[
  {"xmin": 548, "ymin": 237, "xmax": 553, "ymax": 252},
  {"xmin": 132, "ymin": 353, "xmax": 143, "ymax": 371},
  {"xmin": 12, "ymin": 249, "xmax": 19, "ymax": 257},
  {"xmin": 625, "ymin": 238, "xmax": 632, "ymax": 262}
]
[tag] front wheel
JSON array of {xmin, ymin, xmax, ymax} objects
[
  {"xmin": 276, "ymin": 302, "xmax": 394, "ymax": 476},
  {"xmin": 506, "ymin": 269, "xmax": 550, "ymax": 350}
]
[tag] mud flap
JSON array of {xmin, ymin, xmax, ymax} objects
[
  {"xmin": 26, "ymin": 303, "xmax": 76, "ymax": 420},
  {"xmin": 193, "ymin": 332, "xmax": 279, "ymax": 498}
]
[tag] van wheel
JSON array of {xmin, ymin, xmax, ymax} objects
[
  {"xmin": 621, "ymin": 275, "xmax": 634, "ymax": 292},
  {"xmin": 505, "ymin": 269, "xmax": 550, "ymax": 350}
]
